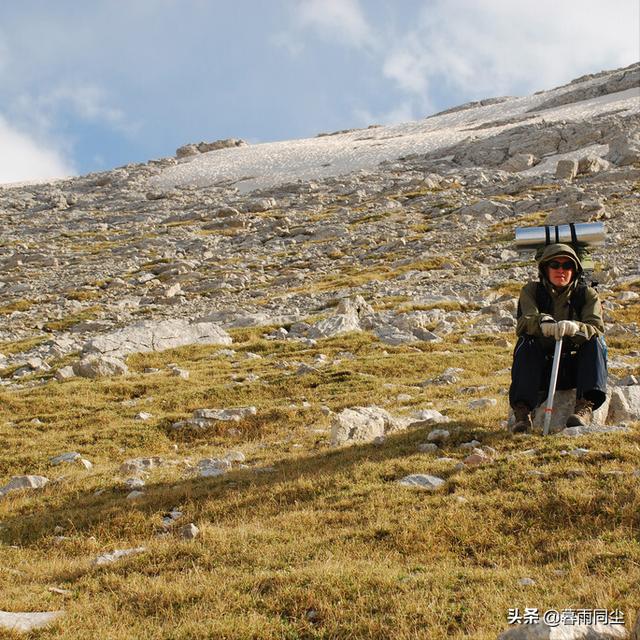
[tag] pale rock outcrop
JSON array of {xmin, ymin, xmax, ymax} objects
[
  {"xmin": 500, "ymin": 153, "xmax": 538, "ymax": 172},
  {"xmin": 497, "ymin": 620, "xmax": 627, "ymax": 639},
  {"xmin": 0, "ymin": 475, "xmax": 49, "ymax": 497},
  {"xmin": 607, "ymin": 384, "xmax": 640, "ymax": 423},
  {"xmin": 0, "ymin": 611, "xmax": 64, "ymax": 633},
  {"xmin": 73, "ymin": 355, "xmax": 129, "ymax": 379},
  {"xmin": 530, "ymin": 390, "xmax": 610, "ymax": 432},
  {"xmin": 331, "ymin": 406, "xmax": 413, "ymax": 445},
  {"xmin": 605, "ymin": 131, "xmax": 640, "ymax": 166},
  {"xmin": 555, "ymin": 159, "xmax": 578, "ymax": 180},
  {"xmin": 83, "ymin": 320, "xmax": 232, "ymax": 357},
  {"xmin": 397, "ymin": 474, "xmax": 445, "ymax": 490}
]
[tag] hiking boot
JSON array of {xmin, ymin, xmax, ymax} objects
[
  {"xmin": 566, "ymin": 398, "xmax": 594, "ymax": 427},
  {"xmin": 511, "ymin": 402, "xmax": 532, "ymax": 434}
]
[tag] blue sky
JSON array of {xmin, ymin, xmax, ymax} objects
[{"xmin": 0, "ymin": 0, "xmax": 638, "ymax": 184}]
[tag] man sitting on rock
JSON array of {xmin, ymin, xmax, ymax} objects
[{"xmin": 509, "ymin": 243, "xmax": 607, "ymax": 433}]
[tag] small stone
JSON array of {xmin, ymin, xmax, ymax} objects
[
  {"xmin": 79, "ymin": 458, "xmax": 93, "ymax": 470},
  {"xmin": 126, "ymin": 490, "xmax": 144, "ymax": 500},
  {"xmin": 427, "ymin": 429, "xmax": 450, "ymax": 443},
  {"xmin": 569, "ymin": 448, "xmax": 589, "ymax": 457},
  {"xmin": 468, "ymin": 398, "xmax": 497, "ymax": 410},
  {"xmin": 459, "ymin": 440, "xmax": 481, "ymax": 450},
  {"xmin": 417, "ymin": 443, "xmax": 439, "ymax": 453},
  {"xmin": 50, "ymin": 452, "xmax": 81, "ymax": 465},
  {"xmin": 54, "ymin": 366, "xmax": 76, "ymax": 381},
  {"xmin": 179, "ymin": 523, "xmax": 199, "ymax": 540},
  {"xmin": 223, "ymin": 450, "xmax": 246, "ymax": 463},
  {"xmin": 0, "ymin": 475, "xmax": 49, "ymax": 496},
  {"xmin": 135, "ymin": 412, "xmax": 152, "ymax": 421},
  {"xmin": 94, "ymin": 547, "xmax": 146, "ymax": 565},
  {"xmin": 397, "ymin": 474, "xmax": 445, "ymax": 490},
  {"xmin": 519, "ymin": 577, "xmax": 535, "ymax": 586}
]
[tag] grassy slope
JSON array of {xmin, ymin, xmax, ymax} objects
[{"xmin": 0, "ymin": 327, "xmax": 638, "ymax": 639}]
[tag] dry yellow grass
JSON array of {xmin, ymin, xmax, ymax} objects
[{"xmin": 0, "ymin": 330, "xmax": 638, "ymax": 639}]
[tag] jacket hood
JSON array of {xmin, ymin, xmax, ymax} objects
[{"xmin": 537, "ymin": 243, "xmax": 583, "ymax": 280}]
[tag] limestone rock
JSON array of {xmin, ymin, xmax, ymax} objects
[
  {"xmin": 606, "ymin": 131, "xmax": 640, "ymax": 166},
  {"xmin": 0, "ymin": 475, "xmax": 49, "ymax": 496},
  {"xmin": 397, "ymin": 474, "xmax": 445, "ymax": 490},
  {"xmin": 555, "ymin": 159, "xmax": 578, "ymax": 180},
  {"xmin": 330, "ymin": 406, "xmax": 410, "ymax": 446},
  {"xmin": 529, "ymin": 389, "xmax": 610, "ymax": 432},
  {"xmin": 0, "ymin": 610, "xmax": 64, "ymax": 633},
  {"xmin": 83, "ymin": 320, "xmax": 232, "ymax": 357},
  {"xmin": 73, "ymin": 355, "xmax": 129, "ymax": 379},
  {"xmin": 577, "ymin": 154, "xmax": 610, "ymax": 175},
  {"xmin": 497, "ymin": 620, "xmax": 627, "ymax": 639},
  {"xmin": 500, "ymin": 153, "xmax": 538, "ymax": 172},
  {"xmin": 607, "ymin": 385, "xmax": 640, "ymax": 423},
  {"xmin": 94, "ymin": 547, "xmax": 146, "ymax": 565},
  {"xmin": 179, "ymin": 523, "xmax": 200, "ymax": 540}
]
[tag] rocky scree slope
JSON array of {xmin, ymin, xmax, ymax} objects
[{"xmin": 0, "ymin": 62, "xmax": 638, "ymax": 387}]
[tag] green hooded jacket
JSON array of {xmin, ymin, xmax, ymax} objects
[{"xmin": 516, "ymin": 243, "xmax": 604, "ymax": 347}]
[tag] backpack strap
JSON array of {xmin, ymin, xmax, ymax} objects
[{"xmin": 569, "ymin": 284, "xmax": 588, "ymax": 320}]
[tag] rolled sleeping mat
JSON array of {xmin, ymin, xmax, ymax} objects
[{"xmin": 515, "ymin": 222, "xmax": 605, "ymax": 247}]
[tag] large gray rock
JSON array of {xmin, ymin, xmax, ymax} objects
[
  {"xmin": 0, "ymin": 475, "xmax": 49, "ymax": 497},
  {"xmin": 497, "ymin": 620, "xmax": 627, "ymax": 639},
  {"xmin": 0, "ymin": 611, "xmax": 64, "ymax": 633},
  {"xmin": 331, "ymin": 406, "xmax": 411, "ymax": 446},
  {"xmin": 607, "ymin": 385, "xmax": 640, "ymax": 423},
  {"xmin": 555, "ymin": 159, "xmax": 578, "ymax": 180},
  {"xmin": 73, "ymin": 355, "xmax": 129, "ymax": 379},
  {"xmin": 577, "ymin": 154, "xmax": 610, "ymax": 175},
  {"xmin": 605, "ymin": 131, "xmax": 640, "ymax": 166},
  {"xmin": 526, "ymin": 390, "xmax": 610, "ymax": 432},
  {"xmin": 500, "ymin": 153, "xmax": 538, "ymax": 172},
  {"xmin": 397, "ymin": 474, "xmax": 445, "ymax": 490},
  {"xmin": 83, "ymin": 320, "xmax": 232, "ymax": 357}
]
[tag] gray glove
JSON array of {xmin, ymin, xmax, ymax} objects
[
  {"xmin": 555, "ymin": 320, "xmax": 580, "ymax": 339},
  {"xmin": 540, "ymin": 316, "xmax": 556, "ymax": 338}
]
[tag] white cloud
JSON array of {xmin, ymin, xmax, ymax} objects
[
  {"xmin": 353, "ymin": 102, "xmax": 422, "ymax": 128},
  {"xmin": 382, "ymin": 0, "xmax": 640, "ymax": 105},
  {"xmin": 294, "ymin": 0, "xmax": 375, "ymax": 49},
  {"xmin": 0, "ymin": 114, "xmax": 75, "ymax": 184}
]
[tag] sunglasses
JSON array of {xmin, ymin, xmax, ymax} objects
[{"xmin": 547, "ymin": 260, "xmax": 575, "ymax": 270}]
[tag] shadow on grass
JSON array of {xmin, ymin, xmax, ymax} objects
[{"xmin": 0, "ymin": 420, "xmax": 506, "ymax": 543}]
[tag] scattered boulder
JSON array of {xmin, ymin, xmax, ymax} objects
[
  {"xmin": 529, "ymin": 389, "xmax": 610, "ymax": 432},
  {"xmin": 497, "ymin": 620, "xmax": 628, "ymax": 639},
  {"xmin": 0, "ymin": 475, "xmax": 49, "ymax": 497},
  {"xmin": 605, "ymin": 131, "xmax": 640, "ymax": 166},
  {"xmin": 607, "ymin": 385, "xmax": 640, "ymax": 423},
  {"xmin": 179, "ymin": 523, "xmax": 200, "ymax": 540},
  {"xmin": 555, "ymin": 159, "xmax": 578, "ymax": 180},
  {"xmin": 330, "ymin": 406, "xmax": 412, "ymax": 446},
  {"xmin": 94, "ymin": 547, "xmax": 146, "ymax": 565},
  {"xmin": 397, "ymin": 474, "xmax": 445, "ymax": 490},
  {"xmin": 500, "ymin": 153, "xmax": 538, "ymax": 172},
  {"xmin": 73, "ymin": 355, "xmax": 129, "ymax": 379},
  {"xmin": 577, "ymin": 154, "xmax": 610, "ymax": 175},
  {"xmin": 0, "ymin": 611, "xmax": 64, "ymax": 633}
]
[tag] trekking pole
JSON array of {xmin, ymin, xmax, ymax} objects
[{"xmin": 543, "ymin": 338, "xmax": 563, "ymax": 436}]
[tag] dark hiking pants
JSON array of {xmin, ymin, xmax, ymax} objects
[{"xmin": 509, "ymin": 335, "xmax": 607, "ymax": 411}]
